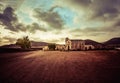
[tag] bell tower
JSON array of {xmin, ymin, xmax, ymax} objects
[{"xmin": 65, "ymin": 37, "xmax": 71, "ymax": 51}]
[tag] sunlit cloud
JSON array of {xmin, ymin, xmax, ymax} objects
[{"xmin": 0, "ymin": 0, "xmax": 120, "ymax": 46}]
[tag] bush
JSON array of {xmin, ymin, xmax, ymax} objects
[{"xmin": 48, "ymin": 44, "xmax": 56, "ymax": 50}]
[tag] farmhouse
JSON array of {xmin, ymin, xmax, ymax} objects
[
  {"xmin": 55, "ymin": 37, "xmax": 97, "ymax": 51},
  {"xmin": 55, "ymin": 44, "xmax": 66, "ymax": 51},
  {"xmin": 55, "ymin": 37, "xmax": 103, "ymax": 51},
  {"xmin": 65, "ymin": 37, "xmax": 85, "ymax": 50},
  {"xmin": 65, "ymin": 37, "xmax": 102, "ymax": 51},
  {"xmin": 43, "ymin": 46, "xmax": 49, "ymax": 51},
  {"xmin": 70, "ymin": 40, "xmax": 85, "ymax": 50},
  {"xmin": 84, "ymin": 45, "xmax": 95, "ymax": 50}
]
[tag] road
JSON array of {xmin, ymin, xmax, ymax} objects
[{"xmin": 0, "ymin": 50, "xmax": 120, "ymax": 83}]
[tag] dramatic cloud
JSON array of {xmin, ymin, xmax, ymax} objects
[
  {"xmin": 0, "ymin": 6, "xmax": 47, "ymax": 34},
  {"xmin": 0, "ymin": 0, "xmax": 24, "ymax": 9},
  {"xmin": 0, "ymin": 0, "xmax": 120, "ymax": 46},
  {"xmin": 56, "ymin": 0, "xmax": 120, "ymax": 20},
  {"xmin": 90, "ymin": 0, "xmax": 120, "ymax": 20},
  {"xmin": 114, "ymin": 20, "xmax": 120, "ymax": 26},
  {"xmin": 34, "ymin": 6, "xmax": 64, "ymax": 30},
  {"xmin": 26, "ymin": 23, "xmax": 47, "ymax": 33},
  {"xmin": 0, "ymin": 7, "xmax": 18, "ymax": 31},
  {"xmin": 67, "ymin": 0, "xmax": 91, "ymax": 7}
]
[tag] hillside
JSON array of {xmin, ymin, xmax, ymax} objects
[
  {"xmin": 0, "ymin": 41, "xmax": 50, "ymax": 48},
  {"xmin": 104, "ymin": 37, "xmax": 120, "ymax": 45},
  {"xmin": 84, "ymin": 39, "xmax": 101, "ymax": 45},
  {"xmin": 0, "ymin": 44, "xmax": 19, "ymax": 48},
  {"xmin": 31, "ymin": 41, "xmax": 49, "ymax": 46}
]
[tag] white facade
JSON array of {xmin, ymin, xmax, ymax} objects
[
  {"xmin": 84, "ymin": 45, "xmax": 95, "ymax": 50},
  {"xmin": 65, "ymin": 38, "xmax": 85, "ymax": 51},
  {"xmin": 65, "ymin": 38, "xmax": 72, "ymax": 50},
  {"xmin": 71, "ymin": 40, "xmax": 85, "ymax": 50},
  {"xmin": 43, "ymin": 46, "xmax": 49, "ymax": 51},
  {"xmin": 55, "ymin": 44, "xmax": 66, "ymax": 51}
]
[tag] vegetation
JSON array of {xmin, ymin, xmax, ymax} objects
[
  {"xmin": 16, "ymin": 36, "xmax": 31, "ymax": 49},
  {"xmin": 48, "ymin": 44, "xmax": 56, "ymax": 50}
]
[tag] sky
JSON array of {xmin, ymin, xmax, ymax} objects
[{"xmin": 0, "ymin": 0, "xmax": 120, "ymax": 46}]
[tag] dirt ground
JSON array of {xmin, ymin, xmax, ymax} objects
[{"xmin": 0, "ymin": 50, "xmax": 120, "ymax": 83}]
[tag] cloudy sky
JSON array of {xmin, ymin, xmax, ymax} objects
[{"xmin": 0, "ymin": 0, "xmax": 120, "ymax": 46}]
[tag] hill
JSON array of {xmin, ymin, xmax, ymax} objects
[
  {"xmin": 0, "ymin": 41, "xmax": 50, "ymax": 48},
  {"xmin": 104, "ymin": 37, "xmax": 120, "ymax": 45},
  {"xmin": 31, "ymin": 41, "xmax": 49, "ymax": 46},
  {"xmin": 0, "ymin": 44, "xmax": 19, "ymax": 48},
  {"xmin": 84, "ymin": 39, "xmax": 101, "ymax": 45}
]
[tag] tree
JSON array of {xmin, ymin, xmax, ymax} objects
[
  {"xmin": 16, "ymin": 36, "xmax": 31, "ymax": 49},
  {"xmin": 48, "ymin": 44, "xmax": 56, "ymax": 50}
]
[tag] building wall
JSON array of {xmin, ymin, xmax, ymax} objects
[
  {"xmin": 65, "ymin": 38, "xmax": 85, "ymax": 51},
  {"xmin": 55, "ymin": 45, "xmax": 66, "ymax": 51},
  {"xmin": 71, "ymin": 40, "xmax": 85, "ymax": 50},
  {"xmin": 64, "ymin": 38, "xmax": 104, "ymax": 51},
  {"xmin": 43, "ymin": 46, "xmax": 49, "ymax": 51},
  {"xmin": 84, "ymin": 45, "xmax": 95, "ymax": 50},
  {"xmin": 65, "ymin": 40, "xmax": 72, "ymax": 50}
]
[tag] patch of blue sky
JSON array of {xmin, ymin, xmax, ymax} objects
[
  {"xmin": 53, "ymin": 7, "xmax": 76, "ymax": 28},
  {"xmin": 16, "ymin": 0, "xmax": 54, "ymax": 24},
  {"xmin": 16, "ymin": 11, "xmax": 33, "ymax": 24},
  {"xmin": 23, "ymin": 0, "xmax": 54, "ymax": 11}
]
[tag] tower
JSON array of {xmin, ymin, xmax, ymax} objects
[{"xmin": 65, "ymin": 37, "xmax": 71, "ymax": 51}]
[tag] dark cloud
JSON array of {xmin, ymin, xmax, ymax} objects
[
  {"xmin": 93, "ymin": 7, "xmax": 118, "ymax": 19},
  {"xmin": 12, "ymin": 22, "xmax": 47, "ymax": 33},
  {"xmin": 26, "ymin": 23, "xmax": 47, "ymax": 33},
  {"xmin": 70, "ymin": 0, "xmax": 91, "ymax": 7},
  {"xmin": 66, "ymin": 0, "xmax": 120, "ymax": 29},
  {"xmin": 15, "ymin": 23, "xmax": 25, "ymax": 32},
  {"xmin": 90, "ymin": 0, "xmax": 120, "ymax": 20},
  {"xmin": 0, "ymin": 7, "xmax": 18, "ymax": 31},
  {"xmin": 114, "ymin": 19, "xmax": 120, "ymax": 27},
  {"xmin": 0, "ymin": 6, "xmax": 47, "ymax": 33},
  {"xmin": 66, "ymin": 0, "xmax": 120, "ymax": 20},
  {"xmin": 0, "ymin": 0, "xmax": 25, "ymax": 9},
  {"xmin": 70, "ymin": 26, "xmax": 120, "ymax": 37},
  {"xmin": 34, "ymin": 6, "xmax": 64, "ymax": 30}
]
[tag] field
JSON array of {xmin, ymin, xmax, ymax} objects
[{"xmin": 0, "ymin": 50, "xmax": 120, "ymax": 83}]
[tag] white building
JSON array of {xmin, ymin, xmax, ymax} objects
[
  {"xmin": 84, "ymin": 45, "xmax": 95, "ymax": 50},
  {"xmin": 65, "ymin": 38, "xmax": 85, "ymax": 51},
  {"xmin": 43, "ymin": 46, "xmax": 49, "ymax": 51},
  {"xmin": 55, "ymin": 37, "xmax": 100, "ymax": 51},
  {"xmin": 55, "ymin": 44, "xmax": 66, "ymax": 51}
]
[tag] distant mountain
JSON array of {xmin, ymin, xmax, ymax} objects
[
  {"xmin": 0, "ymin": 41, "xmax": 50, "ymax": 48},
  {"xmin": 104, "ymin": 37, "xmax": 120, "ymax": 45},
  {"xmin": 31, "ymin": 41, "xmax": 49, "ymax": 46},
  {"xmin": 31, "ymin": 41, "xmax": 51, "ymax": 49},
  {"xmin": 0, "ymin": 44, "xmax": 19, "ymax": 48},
  {"xmin": 84, "ymin": 39, "xmax": 101, "ymax": 45}
]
